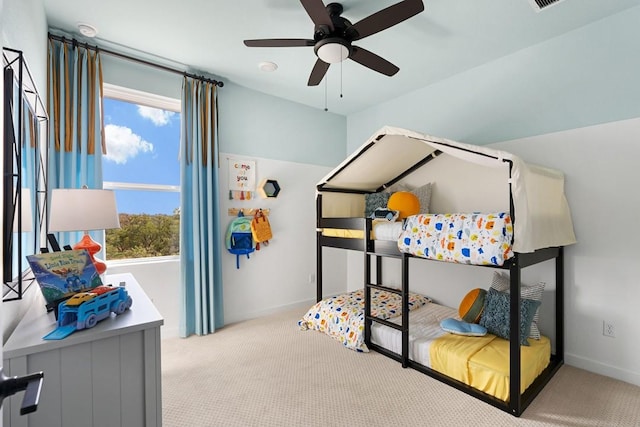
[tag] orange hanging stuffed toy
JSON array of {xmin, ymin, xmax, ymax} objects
[{"xmin": 250, "ymin": 209, "xmax": 272, "ymax": 250}]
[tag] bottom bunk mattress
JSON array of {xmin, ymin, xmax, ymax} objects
[
  {"xmin": 298, "ymin": 288, "xmax": 430, "ymax": 352},
  {"xmin": 370, "ymin": 302, "xmax": 550, "ymax": 401}
]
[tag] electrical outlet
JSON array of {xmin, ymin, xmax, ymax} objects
[{"xmin": 603, "ymin": 321, "xmax": 615, "ymax": 337}]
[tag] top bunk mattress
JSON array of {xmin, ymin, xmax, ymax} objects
[{"xmin": 321, "ymin": 220, "xmax": 403, "ymax": 241}]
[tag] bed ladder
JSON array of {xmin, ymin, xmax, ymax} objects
[{"xmin": 363, "ymin": 220, "xmax": 410, "ymax": 368}]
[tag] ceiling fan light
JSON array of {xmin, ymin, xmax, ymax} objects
[{"xmin": 315, "ymin": 38, "xmax": 350, "ymax": 64}]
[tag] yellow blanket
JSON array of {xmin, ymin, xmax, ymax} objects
[
  {"xmin": 321, "ymin": 228, "xmax": 364, "ymax": 239},
  {"xmin": 430, "ymin": 334, "xmax": 551, "ymax": 401},
  {"xmin": 429, "ymin": 333, "xmax": 497, "ymax": 385},
  {"xmin": 468, "ymin": 336, "xmax": 550, "ymax": 401}
]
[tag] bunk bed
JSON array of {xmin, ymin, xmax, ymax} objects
[{"xmin": 308, "ymin": 126, "xmax": 576, "ymax": 416}]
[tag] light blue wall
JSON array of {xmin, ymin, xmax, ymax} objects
[
  {"xmin": 347, "ymin": 5, "xmax": 640, "ymax": 152},
  {"xmin": 1, "ymin": 0, "xmax": 47, "ymax": 95},
  {"xmin": 101, "ymin": 55, "xmax": 183, "ymax": 100},
  {"xmin": 101, "ymin": 56, "xmax": 346, "ymax": 167},
  {"xmin": 218, "ymin": 82, "xmax": 345, "ymax": 167}
]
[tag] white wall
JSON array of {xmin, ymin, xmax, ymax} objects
[
  {"xmin": 106, "ymin": 259, "xmax": 180, "ymax": 339},
  {"xmin": 493, "ymin": 117, "xmax": 640, "ymax": 387},
  {"xmin": 219, "ymin": 153, "xmax": 344, "ymax": 325}
]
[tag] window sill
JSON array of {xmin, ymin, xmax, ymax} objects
[{"xmin": 106, "ymin": 255, "xmax": 179, "ymax": 268}]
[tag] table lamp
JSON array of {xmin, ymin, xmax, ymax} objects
[{"xmin": 48, "ymin": 188, "xmax": 120, "ymax": 275}]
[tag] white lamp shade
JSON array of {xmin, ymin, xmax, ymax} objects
[
  {"xmin": 13, "ymin": 188, "xmax": 33, "ymax": 232},
  {"xmin": 49, "ymin": 189, "xmax": 120, "ymax": 232}
]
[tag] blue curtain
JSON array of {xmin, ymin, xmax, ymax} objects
[
  {"xmin": 179, "ymin": 77, "xmax": 223, "ymax": 337},
  {"xmin": 47, "ymin": 38, "xmax": 105, "ymax": 250}
]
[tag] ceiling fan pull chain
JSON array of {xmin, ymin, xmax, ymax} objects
[
  {"xmin": 340, "ymin": 60, "xmax": 343, "ymax": 98},
  {"xmin": 324, "ymin": 74, "xmax": 328, "ymax": 112}
]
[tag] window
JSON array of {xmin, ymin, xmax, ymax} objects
[{"xmin": 102, "ymin": 84, "xmax": 181, "ymax": 261}]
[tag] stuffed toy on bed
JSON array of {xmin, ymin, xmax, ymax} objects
[
  {"xmin": 387, "ymin": 191, "xmax": 420, "ymax": 219},
  {"xmin": 370, "ymin": 208, "xmax": 399, "ymax": 221}
]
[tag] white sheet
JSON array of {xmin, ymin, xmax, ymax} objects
[
  {"xmin": 372, "ymin": 221, "xmax": 403, "ymax": 241},
  {"xmin": 370, "ymin": 302, "xmax": 457, "ymax": 367}
]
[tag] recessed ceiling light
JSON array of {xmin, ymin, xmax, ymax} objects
[
  {"xmin": 77, "ymin": 23, "xmax": 98, "ymax": 38},
  {"xmin": 258, "ymin": 61, "xmax": 278, "ymax": 72}
]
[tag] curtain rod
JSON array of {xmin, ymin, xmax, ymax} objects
[{"xmin": 48, "ymin": 33, "xmax": 224, "ymax": 87}]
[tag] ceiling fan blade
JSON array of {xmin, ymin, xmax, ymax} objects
[
  {"xmin": 244, "ymin": 39, "xmax": 315, "ymax": 47},
  {"xmin": 307, "ymin": 59, "xmax": 330, "ymax": 86},
  {"xmin": 300, "ymin": 0, "xmax": 334, "ymax": 31},
  {"xmin": 349, "ymin": 46, "xmax": 399, "ymax": 76},
  {"xmin": 349, "ymin": 0, "xmax": 424, "ymax": 41}
]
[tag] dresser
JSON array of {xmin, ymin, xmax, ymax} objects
[{"xmin": 3, "ymin": 273, "xmax": 164, "ymax": 427}]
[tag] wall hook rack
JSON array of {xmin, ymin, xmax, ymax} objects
[{"xmin": 228, "ymin": 208, "xmax": 270, "ymax": 217}]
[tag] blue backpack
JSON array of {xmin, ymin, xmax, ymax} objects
[{"xmin": 225, "ymin": 212, "xmax": 255, "ymax": 269}]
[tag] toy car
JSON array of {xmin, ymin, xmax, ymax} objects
[
  {"xmin": 65, "ymin": 292, "xmax": 97, "ymax": 306},
  {"xmin": 91, "ymin": 285, "xmax": 115, "ymax": 295},
  {"xmin": 43, "ymin": 287, "xmax": 133, "ymax": 340}
]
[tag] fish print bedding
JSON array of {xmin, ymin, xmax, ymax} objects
[
  {"xmin": 398, "ymin": 212, "xmax": 514, "ymax": 266},
  {"xmin": 298, "ymin": 289, "xmax": 431, "ymax": 352}
]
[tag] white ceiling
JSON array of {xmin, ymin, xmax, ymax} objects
[{"xmin": 43, "ymin": 0, "xmax": 640, "ymax": 116}]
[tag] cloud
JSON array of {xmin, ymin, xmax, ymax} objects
[
  {"xmin": 104, "ymin": 124, "xmax": 154, "ymax": 164},
  {"xmin": 137, "ymin": 105, "xmax": 176, "ymax": 126}
]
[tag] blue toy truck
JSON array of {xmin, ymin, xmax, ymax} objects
[{"xmin": 43, "ymin": 286, "xmax": 133, "ymax": 340}]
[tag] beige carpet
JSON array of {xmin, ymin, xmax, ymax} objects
[{"xmin": 161, "ymin": 307, "xmax": 640, "ymax": 427}]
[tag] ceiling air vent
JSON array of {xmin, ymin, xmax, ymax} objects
[{"xmin": 528, "ymin": 0, "xmax": 566, "ymax": 11}]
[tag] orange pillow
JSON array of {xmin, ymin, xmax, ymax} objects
[
  {"xmin": 387, "ymin": 191, "xmax": 420, "ymax": 219},
  {"xmin": 459, "ymin": 288, "xmax": 487, "ymax": 324}
]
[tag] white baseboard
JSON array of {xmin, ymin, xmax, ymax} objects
[
  {"xmin": 565, "ymin": 352, "xmax": 640, "ymax": 387},
  {"xmin": 160, "ymin": 299, "xmax": 316, "ymax": 339},
  {"xmin": 224, "ymin": 298, "xmax": 316, "ymax": 326}
]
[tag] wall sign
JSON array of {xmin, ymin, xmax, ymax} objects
[{"xmin": 228, "ymin": 158, "xmax": 256, "ymax": 200}]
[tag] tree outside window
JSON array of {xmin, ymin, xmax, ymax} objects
[{"xmin": 102, "ymin": 85, "xmax": 181, "ymax": 260}]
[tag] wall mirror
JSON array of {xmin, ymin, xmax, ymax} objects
[
  {"xmin": 3, "ymin": 48, "xmax": 48, "ymax": 301},
  {"xmin": 258, "ymin": 179, "xmax": 281, "ymax": 198}
]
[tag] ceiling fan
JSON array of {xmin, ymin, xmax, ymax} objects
[{"xmin": 243, "ymin": 0, "xmax": 425, "ymax": 86}]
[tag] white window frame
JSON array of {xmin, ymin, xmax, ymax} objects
[{"xmin": 102, "ymin": 83, "xmax": 181, "ymax": 265}]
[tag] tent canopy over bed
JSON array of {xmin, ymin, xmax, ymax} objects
[{"xmin": 317, "ymin": 126, "xmax": 576, "ymax": 253}]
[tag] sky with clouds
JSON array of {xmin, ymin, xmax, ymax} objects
[
  {"xmin": 104, "ymin": 105, "xmax": 177, "ymax": 165},
  {"xmin": 103, "ymin": 98, "xmax": 180, "ymax": 214}
]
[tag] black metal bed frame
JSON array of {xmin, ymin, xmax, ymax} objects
[{"xmin": 315, "ymin": 159, "xmax": 565, "ymax": 416}]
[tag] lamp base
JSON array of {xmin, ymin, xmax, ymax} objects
[{"xmin": 73, "ymin": 233, "xmax": 107, "ymax": 275}]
